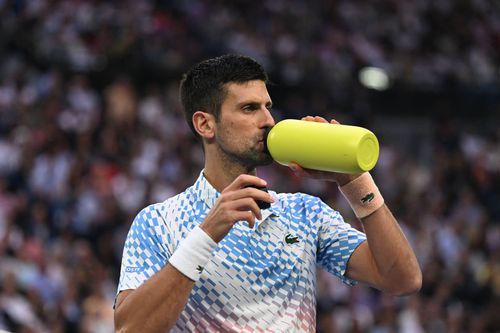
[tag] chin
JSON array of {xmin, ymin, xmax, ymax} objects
[
  {"xmin": 255, "ymin": 153, "xmax": 274, "ymax": 166},
  {"xmin": 235, "ymin": 147, "xmax": 273, "ymax": 168}
]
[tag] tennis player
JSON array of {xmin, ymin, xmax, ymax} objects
[{"xmin": 114, "ymin": 54, "xmax": 421, "ymax": 332}]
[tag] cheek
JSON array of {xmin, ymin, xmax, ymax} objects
[
  {"xmin": 220, "ymin": 119, "xmax": 248, "ymax": 136},
  {"xmin": 217, "ymin": 117, "xmax": 254, "ymax": 144},
  {"xmin": 218, "ymin": 126, "xmax": 249, "ymax": 149}
]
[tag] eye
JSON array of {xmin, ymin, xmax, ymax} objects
[{"xmin": 242, "ymin": 104, "xmax": 258, "ymax": 112}]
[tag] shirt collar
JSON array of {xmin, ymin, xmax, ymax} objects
[{"xmin": 191, "ymin": 170, "xmax": 280, "ymax": 224}]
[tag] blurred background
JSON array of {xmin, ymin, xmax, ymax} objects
[{"xmin": 0, "ymin": 0, "xmax": 499, "ymax": 332}]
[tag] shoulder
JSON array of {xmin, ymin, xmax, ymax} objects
[
  {"xmin": 131, "ymin": 188, "xmax": 193, "ymax": 229},
  {"xmin": 152, "ymin": 190, "xmax": 193, "ymax": 216}
]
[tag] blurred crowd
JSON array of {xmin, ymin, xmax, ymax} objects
[{"xmin": 0, "ymin": 0, "xmax": 499, "ymax": 332}]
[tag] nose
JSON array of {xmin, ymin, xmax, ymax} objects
[{"xmin": 260, "ymin": 107, "xmax": 275, "ymax": 128}]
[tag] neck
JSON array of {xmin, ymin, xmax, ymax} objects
[{"xmin": 203, "ymin": 147, "xmax": 257, "ymax": 193}]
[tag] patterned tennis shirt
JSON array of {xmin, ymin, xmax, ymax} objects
[{"xmin": 117, "ymin": 171, "xmax": 366, "ymax": 332}]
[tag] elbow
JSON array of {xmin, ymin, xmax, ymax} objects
[
  {"xmin": 115, "ymin": 311, "xmax": 175, "ymax": 333},
  {"xmin": 116, "ymin": 328, "xmax": 140, "ymax": 333},
  {"xmin": 114, "ymin": 316, "xmax": 126, "ymax": 333},
  {"xmin": 114, "ymin": 310, "xmax": 134, "ymax": 333},
  {"xmin": 389, "ymin": 269, "xmax": 422, "ymax": 296},
  {"xmin": 114, "ymin": 323, "xmax": 125, "ymax": 333},
  {"xmin": 396, "ymin": 277, "xmax": 422, "ymax": 296},
  {"xmin": 114, "ymin": 317, "xmax": 147, "ymax": 333},
  {"xmin": 114, "ymin": 322, "xmax": 146, "ymax": 333}
]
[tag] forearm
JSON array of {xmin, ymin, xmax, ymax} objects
[
  {"xmin": 114, "ymin": 264, "xmax": 195, "ymax": 333},
  {"xmin": 360, "ymin": 204, "xmax": 422, "ymax": 295},
  {"xmin": 337, "ymin": 173, "xmax": 421, "ymax": 295}
]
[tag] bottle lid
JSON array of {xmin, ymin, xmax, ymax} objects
[{"xmin": 357, "ymin": 133, "xmax": 379, "ymax": 171}]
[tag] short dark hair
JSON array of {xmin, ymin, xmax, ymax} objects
[{"xmin": 179, "ymin": 54, "xmax": 268, "ymax": 136}]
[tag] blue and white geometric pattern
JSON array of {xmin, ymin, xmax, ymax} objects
[{"xmin": 117, "ymin": 171, "xmax": 366, "ymax": 332}]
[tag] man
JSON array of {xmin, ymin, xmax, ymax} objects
[{"xmin": 114, "ymin": 54, "xmax": 421, "ymax": 332}]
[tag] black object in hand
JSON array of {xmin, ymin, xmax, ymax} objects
[{"xmin": 245, "ymin": 185, "xmax": 271, "ymax": 210}]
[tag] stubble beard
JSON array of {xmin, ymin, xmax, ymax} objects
[{"xmin": 217, "ymin": 139, "xmax": 273, "ymax": 170}]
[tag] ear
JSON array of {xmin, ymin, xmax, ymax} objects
[{"xmin": 192, "ymin": 111, "xmax": 216, "ymax": 140}]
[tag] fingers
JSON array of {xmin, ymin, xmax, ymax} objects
[
  {"xmin": 218, "ymin": 187, "xmax": 273, "ymax": 226},
  {"xmin": 218, "ymin": 174, "xmax": 274, "ymax": 228},
  {"xmin": 288, "ymin": 162, "xmax": 304, "ymax": 175},
  {"xmin": 301, "ymin": 115, "xmax": 328, "ymax": 123},
  {"xmin": 301, "ymin": 115, "xmax": 340, "ymax": 124},
  {"xmin": 224, "ymin": 197, "xmax": 262, "ymax": 220},
  {"xmin": 212, "ymin": 195, "xmax": 264, "ymax": 229},
  {"xmin": 223, "ymin": 174, "xmax": 274, "ymax": 205},
  {"xmin": 301, "ymin": 116, "xmax": 316, "ymax": 121},
  {"xmin": 201, "ymin": 175, "xmax": 275, "ymax": 240},
  {"xmin": 239, "ymin": 211, "xmax": 256, "ymax": 228},
  {"xmin": 288, "ymin": 162, "xmax": 317, "ymax": 178},
  {"xmin": 288, "ymin": 161, "xmax": 336, "ymax": 181},
  {"xmin": 224, "ymin": 187, "xmax": 272, "ymax": 203},
  {"xmin": 228, "ymin": 198, "xmax": 262, "ymax": 225},
  {"xmin": 224, "ymin": 174, "xmax": 267, "ymax": 192},
  {"xmin": 221, "ymin": 181, "xmax": 273, "ymax": 204}
]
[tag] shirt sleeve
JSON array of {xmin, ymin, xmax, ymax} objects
[
  {"xmin": 314, "ymin": 197, "xmax": 367, "ymax": 286},
  {"xmin": 116, "ymin": 204, "xmax": 172, "ymax": 294}
]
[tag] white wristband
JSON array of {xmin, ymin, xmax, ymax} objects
[
  {"xmin": 168, "ymin": 226, "xmax": 217, "ymax": 281},
  {"xmin": 339, "ymin": 172, "xmax": 385, "ymax": 219}
]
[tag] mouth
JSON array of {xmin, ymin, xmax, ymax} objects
[
  {"xmin": 259, "ymin": 128, "xmax": 271, "ymax": 144},
  {"xmin": 258, "ymin": 138, "xmax": 270, "ymax": 153},
  {"xmin": 256, "ymin": 127, "xmax": 272, "ymax": 152}
]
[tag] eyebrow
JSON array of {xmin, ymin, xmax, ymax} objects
[{"xmin": 237, "ymin": 100, "xmax": 273, "ymax": 109}]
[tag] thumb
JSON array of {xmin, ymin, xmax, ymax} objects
[{"xmin": 288, "ymin": 162, "xmax": 304, "ymax": 175}]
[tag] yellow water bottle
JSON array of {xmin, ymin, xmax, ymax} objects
[{"xmin": 265, "ymin": 119, "xmax": 379, "ymax": 173}]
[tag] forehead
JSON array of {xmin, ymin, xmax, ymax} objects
[{"xmin": 222, "ymin": 80, "xmax": 271, "ymax": 105}]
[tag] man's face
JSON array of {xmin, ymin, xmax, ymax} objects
[{"xmin": 214, "ymin": 80, "xmax": 275, "ymax": 168}]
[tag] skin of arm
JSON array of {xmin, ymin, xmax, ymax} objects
[
  {"xmin": 114, "ymin": 174, "xmax": 274, "ymax": 333},
  {"xmin": 114, "ymin": 266, "xmax": 195, "ymax": 333},
  {"xmin": 345, "ymin": 204, "xmax": 422, "ymax": 295},
  {"xmin": 292, "ymin": 116, "xmax": 422, "ymax": 296}
]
